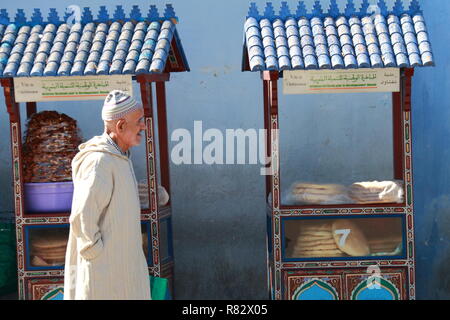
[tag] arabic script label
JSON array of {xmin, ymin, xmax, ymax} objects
[
  {"xmin": 283, "ymin": 68, "xmax": 400, "ymax": 94},
  {"xmin": 13, "ymin": 75, "xmax": 133, "ymax": 102}
]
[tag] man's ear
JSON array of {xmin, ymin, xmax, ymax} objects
[{"xmin": 116, "ymin": 119, "xmax": 127, "ymax": 132}]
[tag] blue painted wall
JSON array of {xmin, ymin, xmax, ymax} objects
[
  {"xmin": 412, "ymin": 0, "xmax": 450, "ymax": 300},
  {"xmin": 0, "ymin": 0, "xmax": 447, "ymax": 299}
]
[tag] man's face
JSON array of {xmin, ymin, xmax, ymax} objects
[{"xmin": 119, "ymin": 108, "xmax": 145, "ymax": 150}]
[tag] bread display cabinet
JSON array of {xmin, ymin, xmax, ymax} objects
[
  {"xmin": 242, "ymin": 0, "xmax": 434, "ymax": 300},
  {"xmin": 0, "ymin": 4, "xmax": 188, "ymax": 300}
]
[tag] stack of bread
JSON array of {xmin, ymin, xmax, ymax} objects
[
  {"xmin": 138, "ymin": 180, "xmax": 170, "ymax": 208},
  {"xmin": 289, "ymin": 221, "xmax": 344, "ymax": 258},
  {"xmin": 30, "ymin": 229, "xmax": 68, "ymax": 267},
  {"xmin": 23, "ymin": 111, "xmax": 83, "ymax": 183},
  {"xmin": 368, "ymin": 235, "xmax": 403, "ymax": 255},
  {"xmin": 287, "ymin": 182, "xmax": 350, "ymax": 205},
  {"xmin": 349, "ymin": 180, "xmax": 404, "ymax": 204},
  {"xmin": 288, "ymin": 219, "xmax": 371, "ymax": 258}
]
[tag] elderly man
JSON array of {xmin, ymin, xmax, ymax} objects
[{"xmin": 64, "ymin": 90, "xmax": 150, "ymax": 300}]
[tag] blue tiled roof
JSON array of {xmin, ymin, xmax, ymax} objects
[
  {"xmin": 243, "ymin": 0, "xmax": 434, "ymax": 72},
  {"xmin": 0, "ymin": 5, "xmax": 189, "ymax": 78}
]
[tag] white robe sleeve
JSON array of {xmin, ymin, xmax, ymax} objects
[{"xmin": 70, "ymin": 153, "xmax": 113, "ymax": 260}]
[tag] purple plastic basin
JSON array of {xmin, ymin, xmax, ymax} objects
[{"xmin": 24, "ymin": 182, "xmax": 74, "ymax": 213}]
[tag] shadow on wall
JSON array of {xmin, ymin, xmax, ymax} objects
[
  {"xmin": 421, "ymin": 195, "xmax": 450, "ymax": 299},
  {"xmin": 433, "ymin": 246, "xmax": 450, "ymax": 299},
  {"xmin": 174, "ymin": 246, "xmax": 268, "ymax": 300}
]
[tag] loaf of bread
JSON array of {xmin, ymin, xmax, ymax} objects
[{"xmin": 331, "ymin": 219, "xmax": 370, "ymax": 256}]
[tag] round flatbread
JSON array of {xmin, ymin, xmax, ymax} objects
[
  {"xmin": 369, "ymin": 244, "xmax": 401, "ymax": 249},
  {"xmin": 298, "ymin": 252, "xmax": 346, "ymax": 257},
  {"xmin": 294, "ymin": 245, "xmax": 342, "ymax": 252},
  {"xmin": 368, "ymin": 239, "xmax": 402, "ymax": 245},
  {"xmin": 31, "ymin": 232, "xmax": 68, "ymax": 249},
  {"xmin": 331, "ymin": 219, "xmax": 370, "ymax": 256},
  {"xmin": 300, "ymin": 222, "xmax": 332, "ymax": 231},
  {"xmin": 32, "ymin": 251, "xmax": 66, "ymax": 258},
  {"xmin": 349, "ymin": 194, "xmax": 382, "ymax": 199},
  {"xmin": 31, "ymin": 255, "xmax": 50, "ymax": 267},
  {"xmin": 298, "ymin": 230, "xmax": 332, "ymax": 235},
  {"xmin": 294, "ymin": 238, "xmax": 336, "ymax": 246},
  {"xmin": 43, "ymin": 259, "xmax": 65, "ymax": 265},
  {"xmin": 370, "ymin": 244, "xmax": 400, "ymax": 250},
  {"xmin": 299, "ymin": 254, "xmax": 346, "ymax": 258},
  {"xmin": 292, "ymin": 189, "xmax": 345, "ymax": 196},
  {"xmin": 35, "ymin": 251, "xmax": 66, "ymax": 258},
  {"xmin": 293, "ymin": 183, "xmax": 346, "ymax": 192},
  {"xmin": 32, "ymin": 246, "xmax": 67, "ymax": 252},
  {"xmin": 350, "ymin": 181, "xmax": 395, "ymax": 189},
  {"xmin": 294, "ymin": 250, "xmax": 345, "ymax": 257},
  {"xmin": 370, "ymin": 248, "xmax": 398, "ymax": 253},
  {"xmin": 294, "ymin": 244, "xmax": 340, "ymax": 251},
  {"xmin": 292, "ymin": 194, "xmax": 340, "ymax": 203},
  {"xmin": 351, "ymin": 200, "xmax": 392, "ymax": 203},
  {"xmin": 298, "ymin": 238, "xmax": 335, "ymax": 246},
  {"xmin": 295, "ymin": 235, "xmax": 334, "ymax": 241}
]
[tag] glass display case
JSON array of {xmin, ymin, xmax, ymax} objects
[
  {"xmin": 279, "ymin": 92, "xmax": 404, "ymax": 207},
  {"xmin": 283, "ymin": 216, "xmax": 405, "ymax": 260},
  {"xmin": 26, "ymin": 225, "xmax": 69, "ymax": 269},
  {"xmin": 1, "ymin": 4, "xmax": 188, "ymax": 299},
  {"xmin": 241, "ymin": 1, "xmax": 434, "ymax": 300}
]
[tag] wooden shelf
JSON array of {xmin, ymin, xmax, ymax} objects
[
  {"xmin": 20, "ymin": 206, "xmax": 172, "ymax": 225},
  {"xmin": 280, "ymin": 202, "xmax": 407, "ymax": 210},
  {"xmin": 281, "ymin": 259, "xmax": 409, "ymax": 269}
]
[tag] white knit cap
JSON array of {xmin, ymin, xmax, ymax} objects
[{"xmin": 102, "ymin": 90, "xmax": 142, "ymax": 121}]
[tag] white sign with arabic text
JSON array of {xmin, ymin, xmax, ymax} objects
[
  {"xmin": 13, "ymin": 75, "xmax": 133, "ymax": 102},
  {"xmin": 283, "ymin": 68, "xmax": 400, "ymax": 94}
]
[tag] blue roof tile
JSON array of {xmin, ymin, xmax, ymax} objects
[
  {"xmin": 0, "ymin": 4, "xmax": 188, "ymax": 77},
  {"xmin": 242, "ymin": 2, "xmax": 435, "ymax": 71},
  {"xmin": 396, "ymin": 53, "xmax": 409, "ymax": 68},
  {"xmin": 302, "ymin": 45, "xmax": 314, "ymax": 57},
  {"xmin": 387, "ymin": 15, "xmax": 400, "ymax": 25},
  {"xmin": 327, "ymin": 34, "xmax": 339, "ymax": 46},
  {"xmin": 417, "ymin": 31, "xmax": 429, "ymax": 44},
  {"xmin": 338, "ymin": 24, "xmax": 351, "ymax": 37},
  {"xmin": 421, "ymin": 52, "xmax": 433, "ymax": 66},
  {"xmin": 289, "ymin": 45, "xmax": 301, "ymax": 57},
  {"xmin": 305, "ymin": 55, "xmax": 318, "ymax": 70},
  {"xmin": 300, "ymin": 35, "xmax": 313, "ymax": 48},
  {"xmin": 291, "ymin": 55, "xmax": 304, "ymax": 69}
]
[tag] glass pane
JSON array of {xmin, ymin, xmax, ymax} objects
[
  {"xmin": 137, "ymin": 179, "xmax": 170, "ymax": 210},
  {"xmin": 133, "ymin": 124, "xmax": 152, "ymax": 211},
  {"xmin": 28, "ymin": 226, "xmax": 69, "ymax": 268},
  {"xmin": 138, "ymin": 176, "xmax": 151, "ymax": 210},
  {"xmin": 132, "ymin": 85, "xmax": 172, "ymax": 211},
  {"xmin": 278, "ymin": 92, "xmax": 403, "ymax": 206},
  {"xmin": 141, "ymin": 222, "xmax": 150, "ymax": 264},
  {"xmin": 283, "ymin": 217, "xmax": 404, "ymax": 260},
  {"xmin": 267, "ymin": 211, "xmax": 273, "ymax": 256},
  {"xmin": 159, "ymin": 218, "xmax": 171, "ymax": 263}
]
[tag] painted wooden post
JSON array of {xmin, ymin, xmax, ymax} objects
[{"xmin": 1, "ymin": 78, "xmax": 26, "ymax": 299}]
